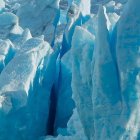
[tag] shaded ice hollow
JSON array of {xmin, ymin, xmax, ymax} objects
[{"xmin": 0, "ymin": 0, "xmax": 140, "ymax": 140}]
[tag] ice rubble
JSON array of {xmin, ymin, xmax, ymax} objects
[
  {"xmin": 17, "ymin": 0, "xmax": 60, "ymax": 45},
  {"xmin": 0, "ymin": 0, "xmax": 140, "ymax": 140}
]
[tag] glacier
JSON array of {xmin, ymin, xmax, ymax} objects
[{"xmin": 0, "ymin": 0, "xmax": 140, "ymax": 140}]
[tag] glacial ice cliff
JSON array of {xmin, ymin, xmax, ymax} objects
[{"xmin": 0, "ymin": 0, "xmax": 140, "ymax": 140}]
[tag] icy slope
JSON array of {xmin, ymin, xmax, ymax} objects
[{"xmin": 0, "ymin": 0, "xmax": 140, "ymax": 140}]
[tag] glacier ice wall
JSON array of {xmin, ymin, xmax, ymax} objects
[
  {"xmin": 71, "ymin": 25, "xmax": 95, "ymax": 139},
  {"xmin": 0, "ymin": 0, "xmax": 140, "ymax": 140}
]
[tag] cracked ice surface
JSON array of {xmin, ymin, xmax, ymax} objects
[{"xmin": 0, "ymin": 0, "xmax": 140, "ymax": 140}]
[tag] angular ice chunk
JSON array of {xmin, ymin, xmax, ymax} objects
[
  {"xmin": 0, "ymin": 37, "xmax": 50, "ymax": 114},
  {"xmin": 17, "ymin": 0, "xmax": 60, "ymax": 44}
]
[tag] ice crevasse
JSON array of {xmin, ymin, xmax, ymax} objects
[{"xmin": 0, "ymin": 0, "xmax": 140, "ymax": 140}]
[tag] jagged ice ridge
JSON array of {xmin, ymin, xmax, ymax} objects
[{"xmin": 0, "ymin": 0, "xmax": 140, "ymax": 140}]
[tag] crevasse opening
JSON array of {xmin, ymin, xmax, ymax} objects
[{"xmin": 1, "ymin": 0, "xmax": 140, "ymax": 140}]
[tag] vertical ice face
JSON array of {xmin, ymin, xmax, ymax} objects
[
  {"xmin": 61, "ymin": 1, "xmax": 91, "ymax": 57},
  {"xmin": 27, "ymin": 44, "xmax": 59, "ymax": 139},
  {"xmin": 1, "ymin": 0, "xmax": 140, "ymax": 140},
  {"xmin": 54, "ymin": 51, "xmax": 75, "ymax": 134},
  {"xmin": 17, "ymin": 0, "xmax": 60, "ymax": 45},
  {"xmin": 71, "ymin": 26, "xmax": 95, "ymax": 139},
  {"xmin": 116, "ymin": 0, "xmax": 140, "ymax": 139},
  {"xmin": 92, "ymin": 6, "xmax": 122, "ymax": 140},
  {"xmin": 116, "ymin": 0, "xmax": 140, "ymax": 107},
  {"xmin": 42, "ymin": 109, "xmax": 87, "ymax": 140},
  {"xmin": 0, "ymin": 37, "xmax": 58, "ymax": 140},
  {"xmin": 54, "ymin": 15, "xmax": 95, "ymax": 137},
  {"xmin": 53, "ymin": 0, "xmax": 91, "ymax": 132}
]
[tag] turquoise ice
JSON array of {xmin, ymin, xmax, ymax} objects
[{"xmin": 0, "ymin": 0, "xmax": 140, "ymax": 140}]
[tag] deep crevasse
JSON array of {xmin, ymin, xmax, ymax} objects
[{"xmin": 0, "ymin": 0, "xmax": 140, "ymax": 140}]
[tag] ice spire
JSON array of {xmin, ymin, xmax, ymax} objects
[{"xmin": 92, "ymin": 6, "xmax": 122, "ymax": 140}]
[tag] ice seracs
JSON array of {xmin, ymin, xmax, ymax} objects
[
  {"xmin": 0, "ymin": 37, "xmax": 58, "ymax": 140},
  {"xmin": 92, "ymin": 6, "xmax": 122, "ymax": 140},
  {"xmin": 71, "ymin": 25, "xmax": 95, "ymax": 139},
  {"xmin": 115, "ymin": 0, "xmax": 140, "ymax": 139},
  {"xmin": 17, "ymin": 0, "xmax": 60, "ymax": 45},
  {"xmin": 1, "ymin": 0, "xmax": 140, "ymax": 140},
  {"xmin": 0, "ymin": 37, "xmax": 50, "ymax": 113}
]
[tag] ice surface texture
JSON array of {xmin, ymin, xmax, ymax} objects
[{"xmin": 0, "ymin": 0, "xmax": 140, "ymax": 140}]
